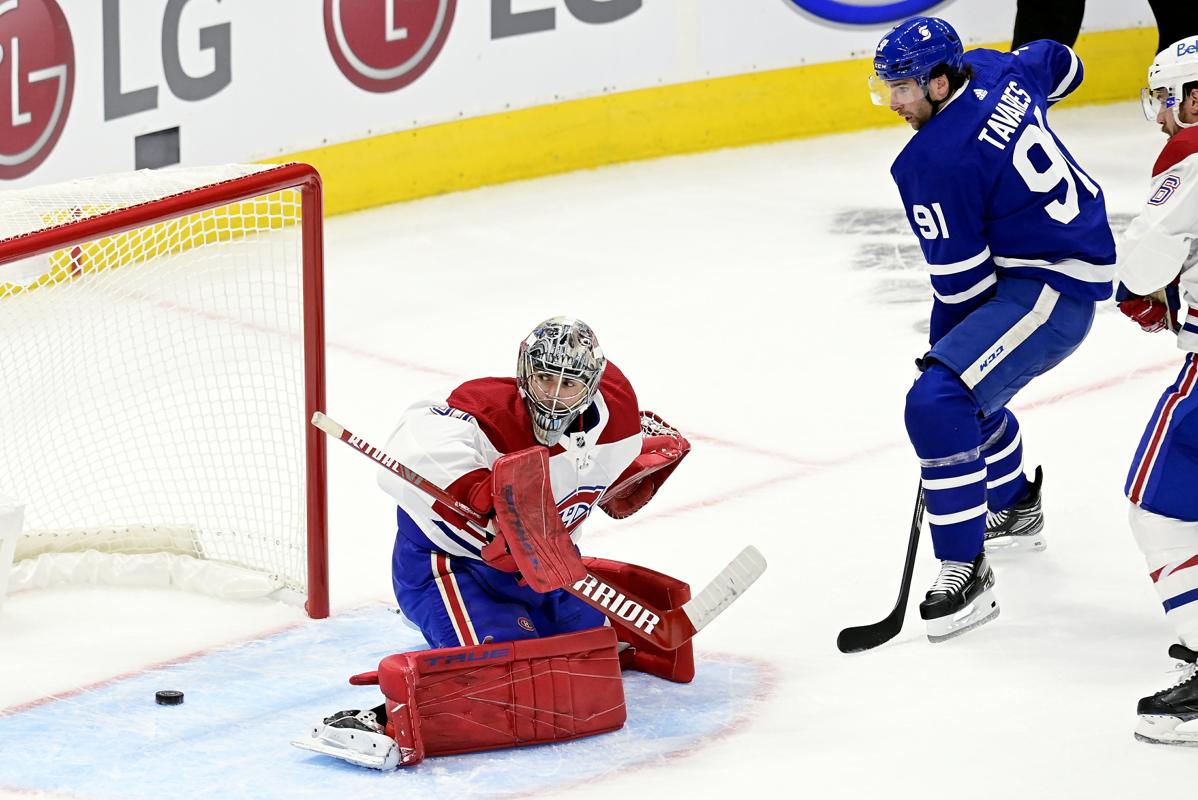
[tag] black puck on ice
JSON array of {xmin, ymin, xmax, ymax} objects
[{"xmin": 155, "ymin": 690, "xmax": 184, "ymax": 706}]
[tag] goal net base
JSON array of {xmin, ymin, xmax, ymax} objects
[{"xmin": 9, "ymin": 550, "xmax": 294, "ymax": 603}]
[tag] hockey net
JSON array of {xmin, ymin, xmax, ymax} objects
[{"xmin": 0, "ymin": 163, "xmax": 328, "ymax": 618}]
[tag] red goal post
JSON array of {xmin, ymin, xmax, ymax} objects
[{"xmin": 0, "ymin": 163, "xmax": 329, "ymax": 618}]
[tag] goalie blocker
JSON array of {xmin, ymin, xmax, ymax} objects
[
  {"xmin": 481, "ymin": 413, "xmax": 691, "ymax": 589},
  {"xmin": 293, "ymin": 558, "xmax": 694, "ymax": 769}
]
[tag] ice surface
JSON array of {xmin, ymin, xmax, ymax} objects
[
  {"xmin": 0, "ymin": 607, "xmax": 765, "ymax": 799},
  {"xmin": 2, "ymin": 101, "xmax": 1194, "ymax": 798}
]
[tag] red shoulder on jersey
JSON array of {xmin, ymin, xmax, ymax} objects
[
  {"xmin": 445, "ymin": 378, "xmax": 539, "ymax": 453},
  {"xmin": 1153, "ymin": 126, "xmax": 1198, "ymax": 177},
  {"xmin": 595, "ymin": 361, "xmax": 641, "ymax": 445},
  {"xmin": 445, "ymin": 362, "xmax": 641, "ymax": 451}
]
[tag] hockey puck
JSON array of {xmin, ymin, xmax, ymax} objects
[{"xmin": 155, "ymin": 690, "xmax": 184, "ymax": 706}]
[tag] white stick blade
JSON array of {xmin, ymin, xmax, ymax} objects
[
  {"xmin": 681, "ymin": 545, "xmax": 767, "ymax": 632},
  {"xmin": 310, "ymin": 411, "xmax": 343, "ymax": 438}
]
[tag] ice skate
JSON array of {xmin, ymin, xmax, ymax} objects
[
  {"xmin": 919, "ymin": 552, "xmax": 999, "ymax": 642},
  {"xmin": 1135, "ymin": 644, "xmax": 1198, "ymax": 746},
  {"xmin": 984, "ymin": 466, "xmax": 1045, "ymax": 553},
  {"xmin": 291, "ymin": 708, "xmax": 400, "ymax": 770}
]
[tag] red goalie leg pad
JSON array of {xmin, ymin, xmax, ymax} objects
[
  {"xmin": 583, "ymin": 557, "xmax": 695, "ymax": 683},
  {"xmin": 378, "ymin": 626, "xmax": 625, "ymax": 766}
]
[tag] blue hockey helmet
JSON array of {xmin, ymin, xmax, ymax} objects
[{"xmin": 873, "ymin": 16, "xmax": 964, "ymax": 84}]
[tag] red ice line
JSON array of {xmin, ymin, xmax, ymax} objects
[{"xmin": 0, "ymin": 615, "xmax": 311, "ymax": 718}]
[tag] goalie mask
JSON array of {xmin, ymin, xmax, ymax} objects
[
  {"xmin": 1143, "ymin": 37, "xmax": 1198, "ymax": 128},
  {"xmin": 516, "ymin": 317, "xmax": 606, "ymax": 447}
]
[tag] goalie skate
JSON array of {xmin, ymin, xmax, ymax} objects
[
  {"xmin": 984, "ymin": 467, "xmax": 1045, "ymax": 553},
  {"xmin": 919, "ymin": 552, "xmax": 999, "ymax": 643},
  {"xmin": 291, "ymin": 709, "xmax": 401, "ymax": 770},
  {"xmin": 1135, "ymin": 644, "xmax": 1198, "ymax": 747}
]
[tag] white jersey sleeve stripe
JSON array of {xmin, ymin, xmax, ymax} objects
[
  {"xmin": 993, "ymin": 256, "xmax": 1115, "ymax": 283},
  {"xmin": 1048, "ymin": 46, "xmax": 1080, "ymax": 101},
  {"xmin": 934, "ymin": 273, "xmax": 997, "ymax": 304},
  {"xmin": 927, "ymin": 247, "xmax": 992, "ymax": 275}
]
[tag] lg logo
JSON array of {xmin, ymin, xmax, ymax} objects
[
  {"xmin": 0, "ymin": 0, "xmax": 74, "ymax": 180},
  {"xmin": 325, "ymin": 0, "xmax": 642, "ymax": 94},
  {"xmin": 103, "ymin": 0, "xmax": 232, "ymax": 121},
  {"xmin": 1, "ymin": 0, "xmax": 235, "ymax": 180},
  {"xmin": 324, "ymin": 0, "xmax": 456, "ymax": 93}
]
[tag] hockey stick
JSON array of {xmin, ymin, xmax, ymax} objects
[
  {"xmin": 312, "ymin": 411, "xmax": 766, "ymax": 651},
  {"xmin": 836, "ymin": 482, "xmax": 924, "ymax": 653},
  {"xmin": 1165, "ymin": 283, "xmax": 1183, "ymax": 334}
]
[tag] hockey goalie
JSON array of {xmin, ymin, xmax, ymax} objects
[{"xmin": 293, "ymin": 317, "xmax": 694, "ymax": 769}]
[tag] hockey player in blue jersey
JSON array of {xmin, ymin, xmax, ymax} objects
[{"xmin": 870, "ymin": 17, "xmax": 1116, "ymax": 641}]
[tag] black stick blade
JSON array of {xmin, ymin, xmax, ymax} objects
[{"xmin": 836, "ymin": 611, "xmax": 902, "ymax": 653}]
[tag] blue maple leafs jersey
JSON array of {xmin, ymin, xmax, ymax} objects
[{"xmin": 890, "ymin": 40, "xmax": 1116, "ymax": 343}]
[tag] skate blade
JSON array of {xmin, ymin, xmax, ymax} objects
[
  {"xmin": 926, "ymin": 589, "xmax": 1000, "ymax": 643},
  {"xmin": 983, "ymin": 533, "xmax": 1046, "ymax": 554},
  {"xmin": 1134, "ymin": 714, "xmax": 1198, "ymax": 746},
  {"xmin": 291, "ymin": 736, "xmax": 400, "ymax": 770}
]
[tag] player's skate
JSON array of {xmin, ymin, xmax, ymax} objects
[
  {"xmin": 984, "ymin": 466, "xmax": 1045, "ymax": 553},
  {"xmin": 1135, "ymin": 644, "xmax": 1198, "ymax": 746},
  {"xmin": 291, "ymin": 708, "xmax": 400, "ymax": 770},
  {"xmin": 919, "ymin": 552, "xmax": 999, "ymax": 643}
]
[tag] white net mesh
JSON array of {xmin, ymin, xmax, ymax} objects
[{"xmin": 0, "ymin": 165, "xmax": 316, "ymax": 598}]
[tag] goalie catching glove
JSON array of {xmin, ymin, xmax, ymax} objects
[{"xmin": 599, "ymin": 412, "xmax": 691, "ymax": 519}]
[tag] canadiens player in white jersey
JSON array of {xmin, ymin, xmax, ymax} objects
[
  {"xmin": 1115, "ymin": 38, "xmax": 1198, "ymax": 747},
  {"xmin": 294, "ymin": 317, "xmax": 693, "ymax": 769},
  {"xmin": 870, "ymin": 17, "xmax": 1115, "ymax": 643}
]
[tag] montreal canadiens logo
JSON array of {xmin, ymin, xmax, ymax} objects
[
  {"xmin": 0, "ymin": 0, "xmax": 74, "ymax": 180},
  {"xmin": 324, "ymin": 0, "xmax": 456, "ymax": 93},
  {"xmin": 785, "ymin": 0, "xmax": 943, "ymax": 25},
  {"xmin": 517, "ymin": 617, "xmax": 535, "ymax": 633},
  {"xmin": 558, "ymin": 486, "xmax": 604, "ymax": 531}
]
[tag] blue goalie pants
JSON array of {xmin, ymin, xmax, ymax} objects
[
  {"xmin": 905, "ymin": 278, "xmax": 1095, "ymax": 562},
  {"xmin": 391, "ymin": 529, "xmax": 605, "ymax": 649}
]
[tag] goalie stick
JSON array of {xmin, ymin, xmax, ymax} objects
[
  {"xmin": 312, "ymin": 411, "xmax": 766, "ymax": 651},
  {"xmin": 836, "ymin": 483, "xmax": 924, "ymax": 653}
]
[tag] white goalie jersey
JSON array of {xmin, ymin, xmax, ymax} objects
[
  {"xmin": 1118, "ymin": 126, "xmax": 1198, "ymax": 352},
  {"xmin": 376, "ymin": 364, "xmax": 643, "ymax": 559}
]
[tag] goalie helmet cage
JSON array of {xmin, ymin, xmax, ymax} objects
[{"xmin": 0, "ymin": 163, "xmax": 329, "ymax": 619}]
